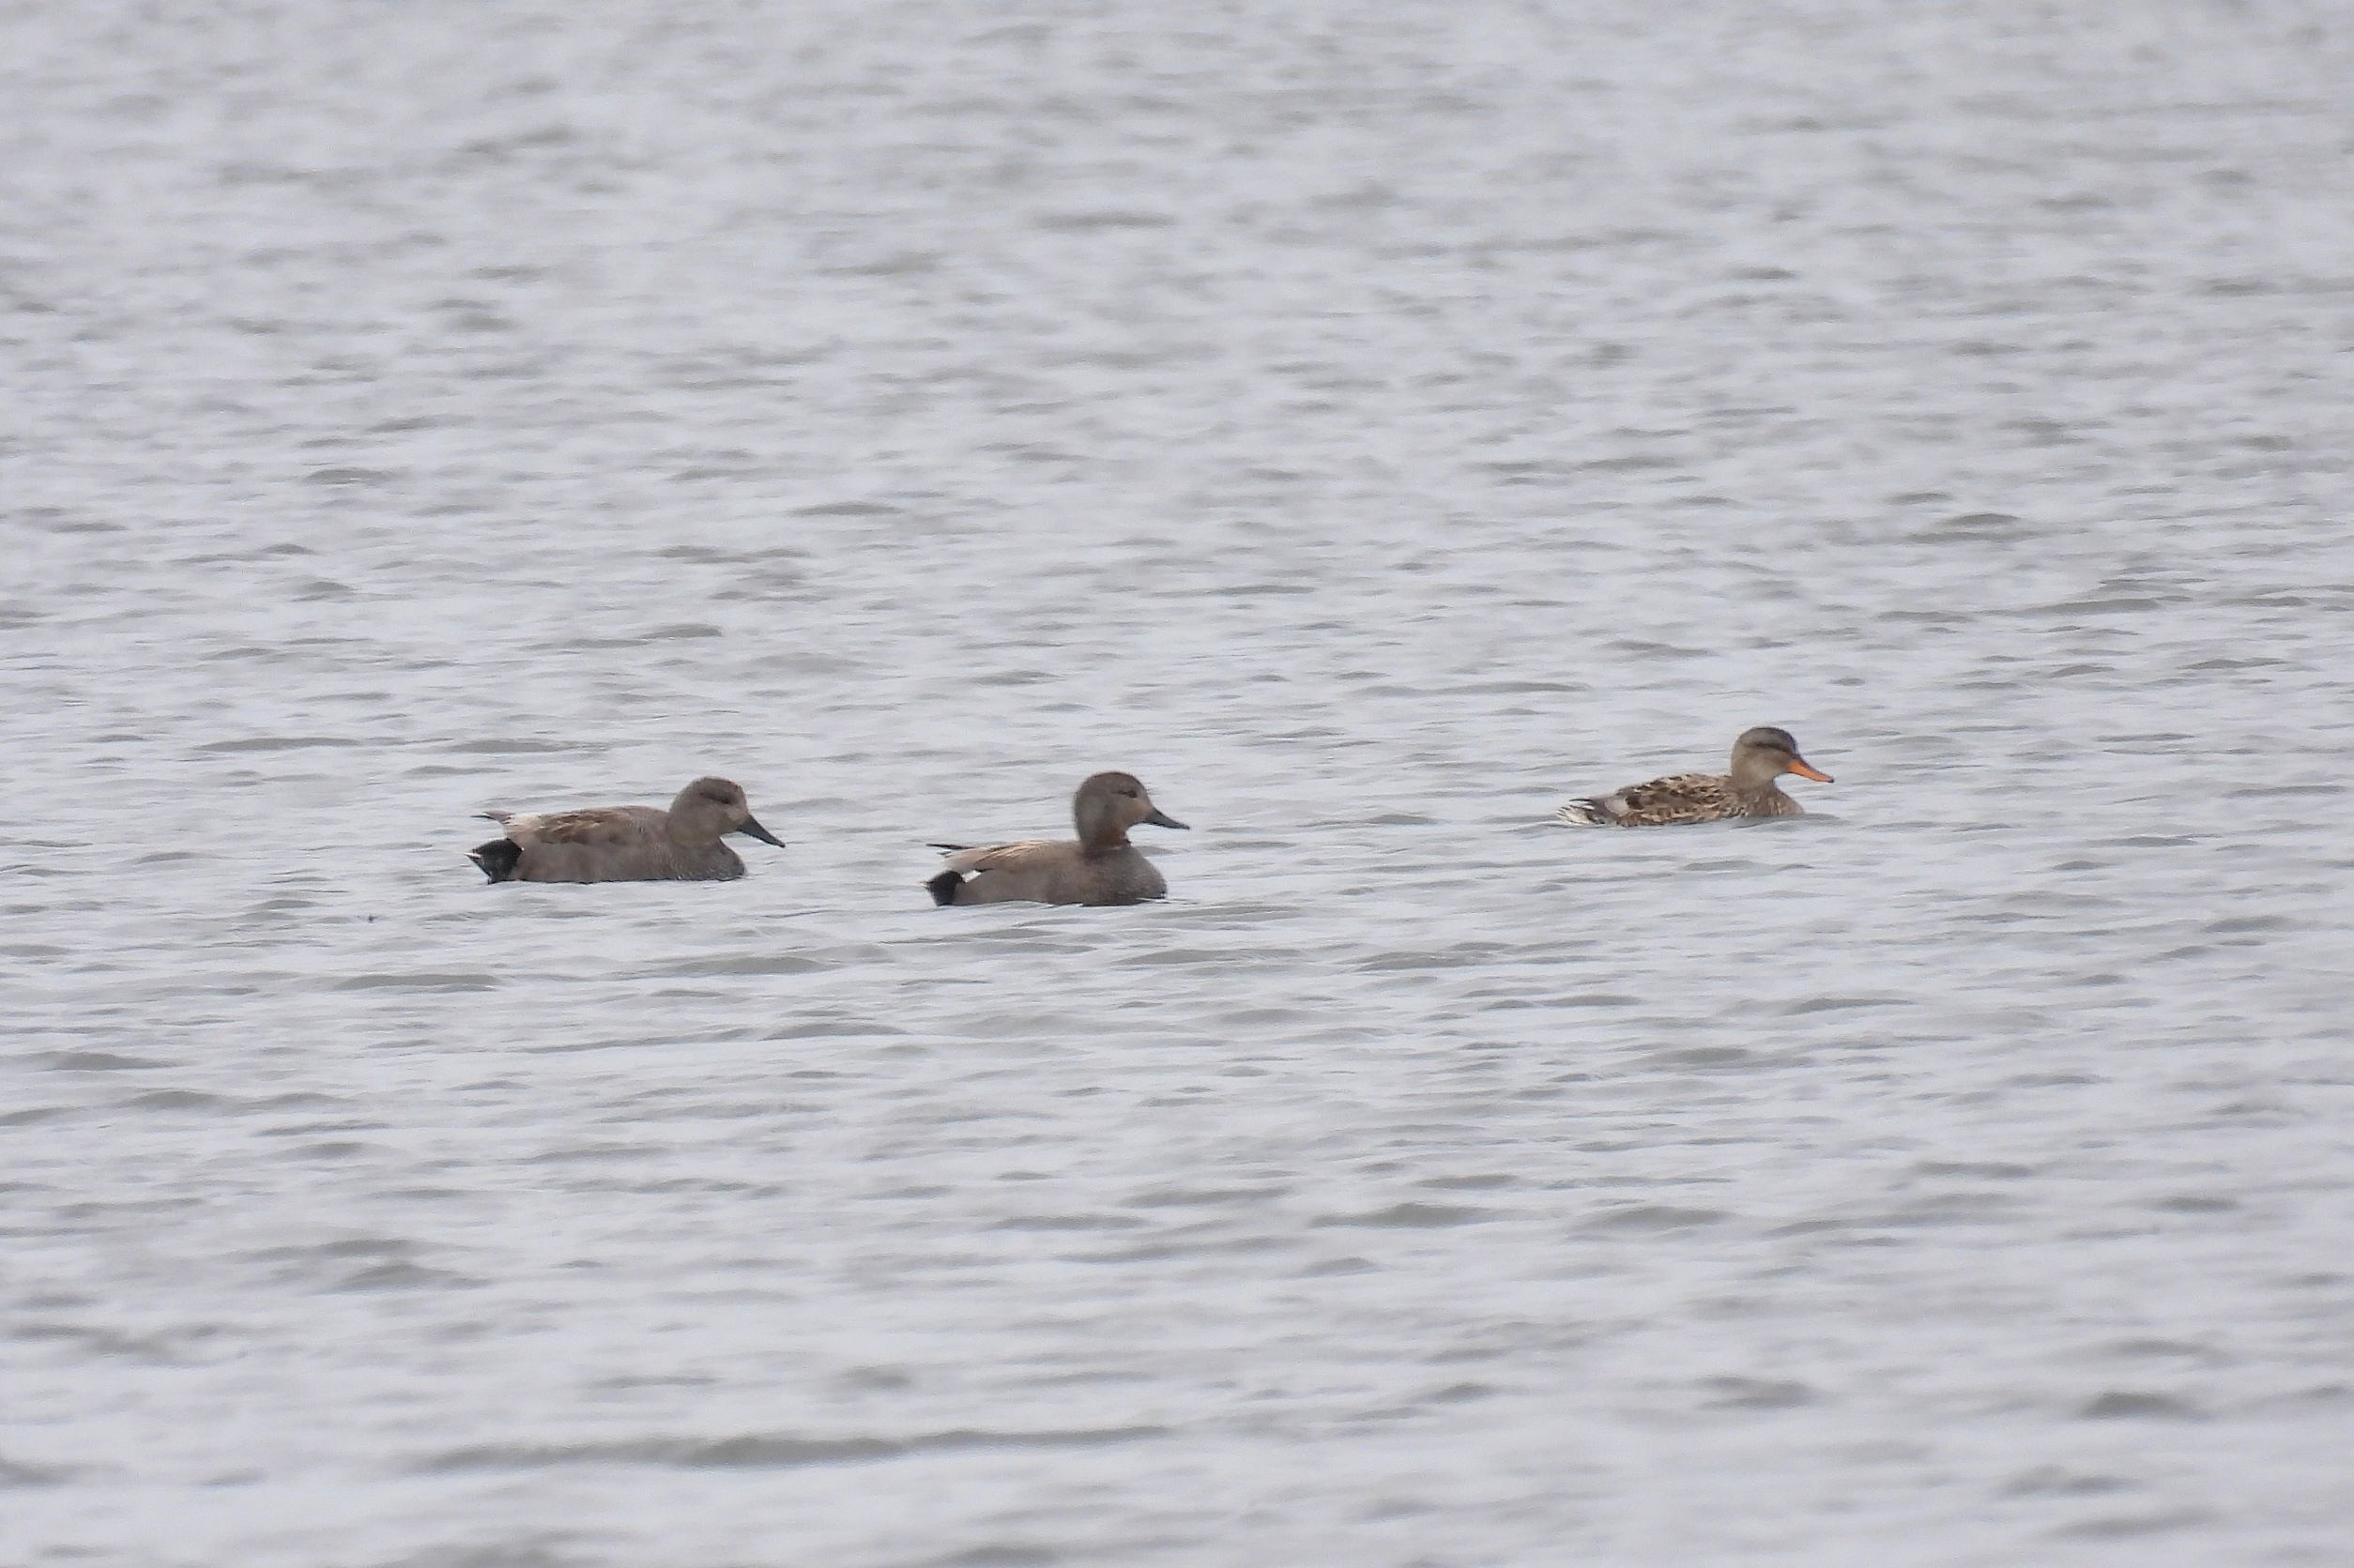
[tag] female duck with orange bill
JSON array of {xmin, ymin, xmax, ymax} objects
[{"xmin": 1552, "ymin": 727, "xmax": 1833, "ymax": 827}]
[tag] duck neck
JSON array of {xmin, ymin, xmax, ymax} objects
[
  {"xmin": 1728, "ymin": 755, "xmax": 1785, "ymax": 799},
  {"xmin": 669, "ymin": 806, "xmax": 730, "ymax": 845},
  {"xmin": 1073, "ymin": 794, "xmax": 1131, "ymax": 853}
]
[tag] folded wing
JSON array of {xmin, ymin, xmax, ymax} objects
[
  {"xmin": 495, "ymin": 805, "xmax": 666, "ymax": 847},
  {"xmin": 939, "ymin": 839, "xmax": 1057, "ymax": 875},
  {"xmin": 1611, "ymin": 772, "xmax": 1737, "ymax": 825}
]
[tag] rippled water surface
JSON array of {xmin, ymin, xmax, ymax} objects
[{"xmin": 7, "ymin": 3, "xmax": 2354, "ymax": 1563}]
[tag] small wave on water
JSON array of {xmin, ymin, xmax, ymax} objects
[{"xmin": 5, "ymin": 1, "xmax": 2353, "ymax": 1564}]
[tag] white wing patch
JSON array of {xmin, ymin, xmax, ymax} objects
[{"xmin": 1551, "ymin": 797, "xmax": 1621, "ymax": 827}]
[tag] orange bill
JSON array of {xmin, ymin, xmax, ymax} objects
[{"xmin": 1787, "ymin": 757, "xmax": 1834, "ymax": 783}]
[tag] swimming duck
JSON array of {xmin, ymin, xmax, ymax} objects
[
  {"xmin": 927, "ymin": 771, "xmax": 1187, "ymax": 906},
  {"xmin": 1552, "ymin": 727, "xmax": 1833, "ymax": 827},
  {"xmin": 469, "ymin": 777, "xmax": 784, "ymax": 882}
]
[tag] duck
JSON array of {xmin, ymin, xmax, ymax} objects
[
  {"xmin": 927, "ymin": 771, "xmax": 1186, "ymax": 906},
  {"xmin": 1552, "ymin": 727, "xmax": 1833, "ymax": 827},
  {"xmin": 468, "ymin": 776, "xmax": 785, "ymax": 882}
]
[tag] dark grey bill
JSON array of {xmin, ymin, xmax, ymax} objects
[
  {"xmin": 735, "ymin": 815, "xmax": 786, "ymax": 847},
  {"xmin": 1144, "ymin": 808, "xmax": 1189, "ymax": 830}
]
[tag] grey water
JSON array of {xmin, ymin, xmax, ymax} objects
[{"xmin": 5, "ymin": 2, "xmax": 2353, "ymax": 1563}]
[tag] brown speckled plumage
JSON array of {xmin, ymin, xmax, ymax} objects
[{"xmin": 1553, "ymin": 727, "xmax": 1833, "ymax": 828}]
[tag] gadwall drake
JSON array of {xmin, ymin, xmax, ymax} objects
[
  {"xmin": 926, "ymin": 771, "xmax": 1187, "ymax": 906},
  {"xmin": 1552, "ymin": 727, "xmax": 1833, "ymax": 827},
  {"xmin": 469, "ymin": 776, "xmax": 784, "ymax": 882}
]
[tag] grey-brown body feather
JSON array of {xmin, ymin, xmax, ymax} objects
[{"xmin": 936, "ymin": 839, "xmax": 1169, "ymax": 906}]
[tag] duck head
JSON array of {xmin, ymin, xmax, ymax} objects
[
  {"xmin": 671, "ymin": 776, "xmax": 785, "ymax": 846},
  {"xmin": 1072, "ymin": 770, "xmax": 1187, "ymax": 849},
  {"xmin": 1730, "ymin": 727, "xmax": 1833, "ymax": 791}
]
